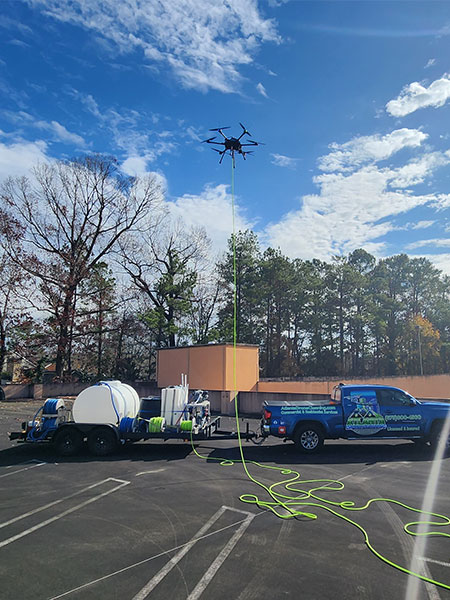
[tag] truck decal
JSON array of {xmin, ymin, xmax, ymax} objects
[
  {"xmin": 280, "ymin": 406, "xmax": 339, "ymax": 415},
  {"xmin": 345, "ymin": 390, "xmax": 387, "ymax": 436},
  {"xmin": 385, "ymin": 414, "xmax": 422, "ymax": 422},
  {"xmin": 387, "ymin": 425, "xmax": 421, "ymax": 432}
]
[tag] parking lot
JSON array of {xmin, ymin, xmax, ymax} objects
[{"xmin": 1, "ymin": 401, "xmax": 449, "ymax": 600}]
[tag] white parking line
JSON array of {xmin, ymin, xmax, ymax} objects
[
  {"xmin": 47, "ymin": 507, "xmax": 262, "ymax": 600},
  {"xmin": 186, "ymin": 513, "xmax": 254, "ymax": 600},
  {"xmin": 420, "ymin": 557, "xmax": 450, "ymax": 569},
  {"xmin": 0, "ymin": 461, "xmax": 47, "ymax": 478},
  {"xmin": 0, "ymin": 478, "xmax": 130, "ymax": 549},
  {"xmin": 132, "ymin": 506, "xmax": 255, "ymax": 600},
  {"xmin": 0, "ymin": 478, "xmax": 127, "ymax": 529}
]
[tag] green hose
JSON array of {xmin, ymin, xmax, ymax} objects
[
  {"xmin": 148, "ymin": 417, "xmax": 165, "ymax": 433},
  {"xmin": 180, "ymin": 420, "xmax": 192, "ymax": 432},
  {"xmin": 188, "ymin": 157, "xmax": 450, "ymax": 592}
]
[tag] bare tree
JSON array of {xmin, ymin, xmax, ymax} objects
[
  {"xmin": 1, "ymin": 155, "xmax": 162, "ymax": 379},
  {"xmin": 119, "ymin": 220, "xmax": 211, "ymax": 347},
  {"xmin": 188, "ymin": 273, "xmax": 221, "ymax": 344},
  {"xmin": 0, "ymin": 208, "xmax": 28, "ymax": 376}
]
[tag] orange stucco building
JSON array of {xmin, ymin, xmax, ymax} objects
[{"xmin": 157, "ymin": 344, "xmax": 259, "ymax": 392}]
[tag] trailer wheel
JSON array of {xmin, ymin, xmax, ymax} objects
[
  {"xmin": 53, "ymin": 428, "xmax": 83, "ymax": 457},
  {"xmin": 88, "ymin": 427, "xmax": 118, "ymax": 457},
  {"xmin": 294, "ymin": 424, "xmax": 324, "ymax": 453}
]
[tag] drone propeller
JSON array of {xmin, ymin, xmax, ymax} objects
[
  {"xmin": 211, "ymin": 148, "xmax": 223, "ymax": 153},
  {"xmin": 239, "ymin": 122, "xmax": 252, "ymax": 137},
  {"xmin": 209, "ymin": 126, "xmax": 230, "ymax": 132},
  {"xmin": 202, "ymin": 136, "xmax": 217, "ymax": 143}
]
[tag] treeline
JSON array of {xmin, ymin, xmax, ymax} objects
[{"xmin": 0, "ymin": 155, "xmax": 449, "ymax": 382}]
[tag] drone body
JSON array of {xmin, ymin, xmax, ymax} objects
[{"xmin": 202, "ymin": 123, "xmax": 261, "ymax": 165}]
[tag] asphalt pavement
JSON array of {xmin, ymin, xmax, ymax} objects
[{"xmin": 1, "ymin": 401, "xmax": 449, "ymax": 600}]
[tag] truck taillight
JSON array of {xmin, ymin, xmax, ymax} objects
[{"xmin": 263, "ymin": 409, "xmax": 272, "ymax": 421}]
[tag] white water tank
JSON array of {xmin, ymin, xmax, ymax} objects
[
  {"xmin": 161, "ymin": 385, "xmax": 189, "ymax": 427},
  {"xmin": 72, "ymin": 381, "xmax": 140, "ymax": 425}
]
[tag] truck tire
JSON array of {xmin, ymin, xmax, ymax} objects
[
  {"xmin": 294, "ymin": 424, "xmax": 324, "ymax": 453},
  {"xmin": 88, "ymin": 427, "xmax": 119, "ymax": 457},
  {"xmin": 429, "ymin": 422, "xmax": 450, "ymax": 453},
  {"xmin": 53, "ymin": 428, "xmax": 84, "ymax": 457}
]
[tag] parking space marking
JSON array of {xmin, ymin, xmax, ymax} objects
[
  {"xmin": 420, "ymin": 557, "xmax": 450, "ymax": 569},
  {"xmin": 48, "ymin": 506, "xmax": 261, "ymax": 600},
  {"xmin": 132, "ymin": 506, "xmax": 255, "ymax": 600},
  {"xmin": 0, "ymin": 478, "xmax": 127, "ymax": 530},
  {"xmin": 0, "ymin": 460, "xmax": 47, "ymax": 478},
  {"xmin": 0, "ymin": 478, "xmax": 130, "ymax": 549},
  {"xmin": 186, "ymin": 513, "xmax": 254, "ymax": 600},
  {"xmin": 135, "ymin": 469, "xmax": 166, "ymax": 476}
]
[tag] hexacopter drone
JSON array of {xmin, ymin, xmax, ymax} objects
[{"xmin": 202, "ymin": 123, "xmax": 261, "ymax": 165}]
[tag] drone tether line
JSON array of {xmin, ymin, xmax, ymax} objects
[{"xmin": 192, "ymin": 131, "xmax": 450, "ymax": 591}]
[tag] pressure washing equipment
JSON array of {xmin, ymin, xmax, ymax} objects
[
  {"xmin": 26, "ymin": 397, "xmax": 73, "ymax": 441},
  {"xmin": 72, "ymin": 381, "xmax": 139, "ymax": 425}
]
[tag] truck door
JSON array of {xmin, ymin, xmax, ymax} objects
[
  {"xmin": 376, "ymin": 389, "xmax": 423, "ymax": 437},
  {"xmin": 343, "ymin": 387, "xmax": 388, "ymax": 438}
]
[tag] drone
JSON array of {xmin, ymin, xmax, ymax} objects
[{"xmin": 202, "ymin": 123, "xmax": 262, "ymax": 165}]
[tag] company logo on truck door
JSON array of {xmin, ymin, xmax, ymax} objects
[{"xmin": 345, "ymin": 390, "xmax": 387, "ymax": 436}]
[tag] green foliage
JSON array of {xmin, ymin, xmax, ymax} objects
[
  {"xmin": 212, "ymin": 239, "xmax": 449, "ymax": 378},
  {"xmin": 216, "ymin": 230, "xmax": 263, "ymax": 345}
]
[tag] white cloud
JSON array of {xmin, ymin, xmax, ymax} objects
[
  {"xmin": 318, "ymin": 128, "xmax": 427, "ymax": 172},
  {"xmin": 1, "ymin": 111, "xmax": 86, "ymax": 146},
  {"xmin": 386, "ymin": 75, "xmax": 450, "ymax": 117},
  {"xmin": 0, "ymin": 139, "xmax": 50, "ymax": 181},
  {"xmin": 261, "ymin": 129, "xmax": 450, "ymax": 261},
  {"xmin": 120, "ymin": 155, "xmax": 167, "ymax": 192},
  {"xmin": 28, "ymin": 0, "xmax": 281, "ymax": 93},
  {"xmin": 73, "ymin": 95, "xmax": 177, "ymax": 161},
  {"xmin": 387, "ymin": 152, "xmax": 450, "ymax": 188},
  {"xmin": 167, "ymin": 184, "xmax": 254, "ymax": 255},
  {"xmin": 410, "ymin": 220, "xmax": 435, "ymax": 230},
  {"xmin": 271, "ymin": 153, "xmax": 298, "ymax": 169},
  {"xmin": 431, "ymin": 194, "xmax": 450, "ymax": 210},
  {"xmin": 406, "ymin": 238, "xmax": 450, "ymax": 251},
  {"xmin": 425, "ymin": 58, "xmax": 436, "ymax": 69},
  {"xmin": 79, "ymin": 93, "xmax": 102, "ymax": 118},
  {"xmin": 121, "ymin": 155, "xmax": 150, "ymax": 177},
  {"xmin": 256, "ymin": 82, "xmax": 268, "ymax": 98},
  {"xmin": 35, "ymin": 120, "xmax": 86, "ymax": 146}
]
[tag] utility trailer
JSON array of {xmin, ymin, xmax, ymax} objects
[{"xmin": 9, "ymin": 387, "xmax": 257, "ymax": 457}]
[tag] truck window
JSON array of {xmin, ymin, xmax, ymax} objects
[
  {"xmin": 378, "ymin": 389, "xmax": 412, "ymax": 407},
  {"xmin": 331, "ymin": 386, "xmax": 341, "ymax": 403}
]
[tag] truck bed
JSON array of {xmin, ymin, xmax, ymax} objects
[{"xmin": 263, "ymin": 399, "xmax": 334, "ymax": 407}]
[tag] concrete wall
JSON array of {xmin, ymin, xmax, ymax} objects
[
  {"xmin": 1, "ymin": 381, "xmax": 160, "ymax": 401},
  {"xmin": 257, "ymin": 374, "xmax": 450, "ymax": 401},
  {"xmin": 157, "ymin": 344, "xmax": 259, "ymax": 392},
  {"xmin": 1, "ymin": 384, "xmax": 33, "ymax": 400}
]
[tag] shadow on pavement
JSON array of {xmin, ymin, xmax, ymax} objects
[{"xmin": 1, "ymin": 436, "xmax": 444, "ymax": 468}]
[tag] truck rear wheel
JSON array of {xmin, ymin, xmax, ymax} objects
[
  {"xmin": 88, "ymin": 427, "xmax": 118, "ymax": 457},
  {"xmin": 429, "ymin": 423, "xmax": 450, "ymax": 453},
  {"xmin": 53, "ymin": 428, "xmax": 83, "ymax": 457},
  {"xmin": 294, "ymin": 424, "xmax": 324, "ymax": 453}
]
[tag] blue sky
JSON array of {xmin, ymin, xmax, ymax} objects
[{"xmin": 1, "ymin": 0, "xmax": 450, "ymax": 272}]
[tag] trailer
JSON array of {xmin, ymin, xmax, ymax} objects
[{"xmin": 8, "ymin": 382, "xmax": 257, "ymax": 457}]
